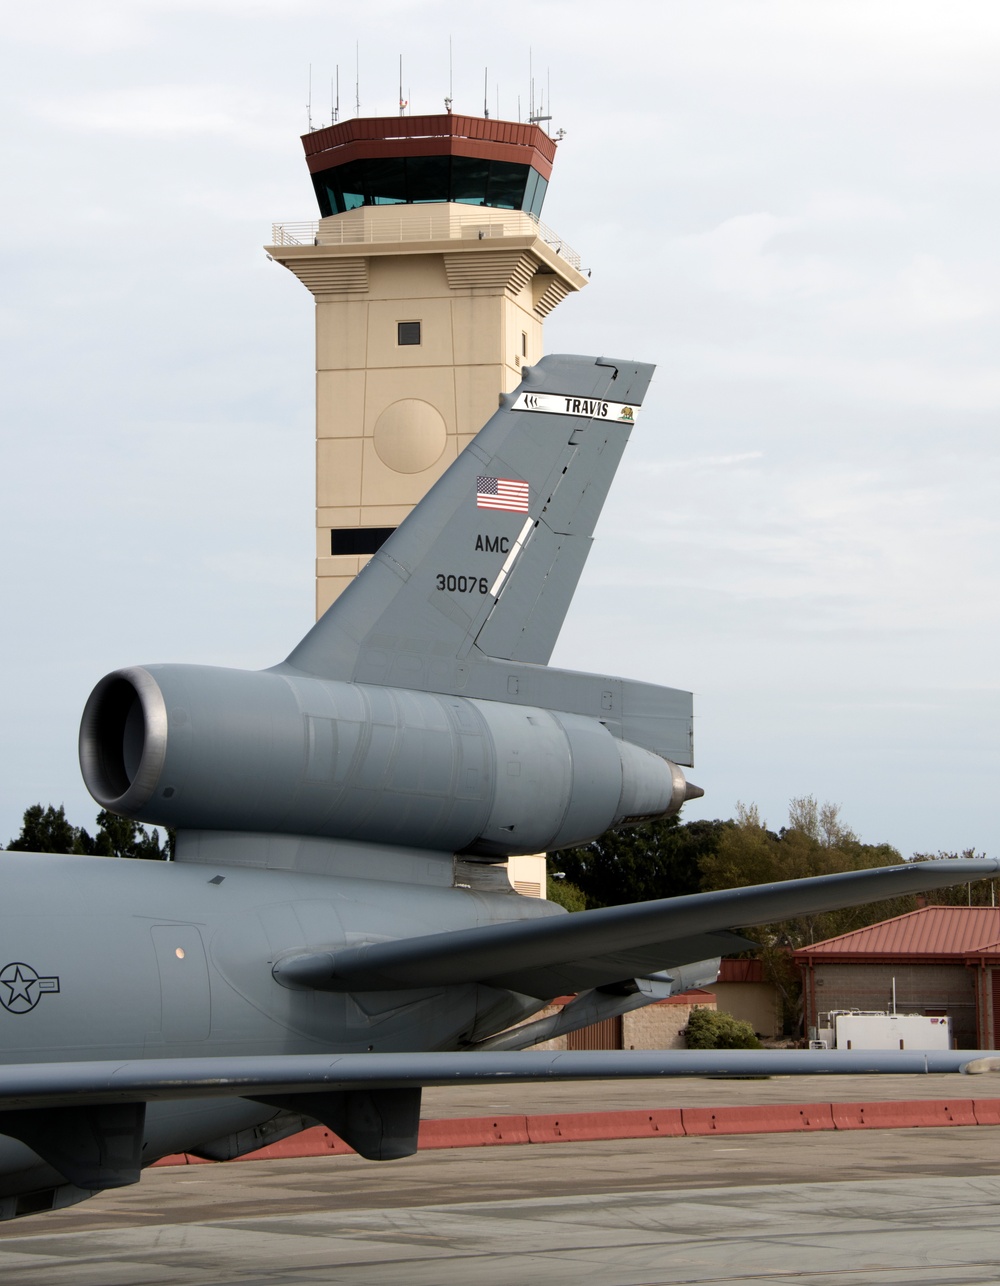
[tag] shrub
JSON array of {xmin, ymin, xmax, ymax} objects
[{"xmin": 684, "ymin": 1007, "xmax": 762, "ymax": 1050}]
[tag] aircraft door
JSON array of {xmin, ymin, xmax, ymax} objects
[{"xmin": 149, "ymin": 926, "xmax": 211, "ymax": 1042}]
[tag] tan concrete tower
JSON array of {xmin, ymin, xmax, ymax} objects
[{"xmin": 267, "ymin": 113, "xmax": 587, "ymax": 620}]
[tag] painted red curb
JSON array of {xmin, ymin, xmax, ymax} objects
[
  {"xmin": 831, "ymin": 1100, "xmax": 977, "ymax": 1130},
  {"xmin": 972, "ymin": 1099, "xmax": 1000, "ymax": 1125},
  {"xmin": 152, "ymin": 1095, "xmax": 1000, "ymax": 1167},
  {"xmin": 420, "ymin": 1115, "xmax": 531, "ymax": 1148},
  {"xmin": 527, "ymin": 1109, "xmax": 685, "ymax": 1142},
  {"xmin": 681, "ymin": 1103, "xmax": 835, "ymax": 1135}
]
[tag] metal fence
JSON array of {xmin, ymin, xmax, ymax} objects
[{"xmin": 269, "ymin": 209, "xmax": 581, "ymax": 270}]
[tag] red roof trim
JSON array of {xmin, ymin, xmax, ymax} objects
[
  {"xmin": 716, "ymin": 959, "xmax": 765, "ymax": 984},
  {"xmin": 302, "ymin": 114, "xmax": 555, "ymax": 181},
  {"xmin": 794, "ymin": 906, "xmax": 1000, "ymax": 960}
]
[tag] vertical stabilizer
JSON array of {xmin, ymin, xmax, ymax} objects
[{"xmin": 283, "ymin": 355, "xmax": 654, "ymax": 683}]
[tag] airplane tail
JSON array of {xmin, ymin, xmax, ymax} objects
[
  {"xmin": 282, "ymin": 355, "xmax": 653, "ymax": 683},
  {"xmin": 79, "ymin": 354, "xmax": 695, "ymax": 852}
]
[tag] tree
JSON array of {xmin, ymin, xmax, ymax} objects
[
  {"xmin": 551, "ymin": 815, "xmax": 735, "ymax": 909},
  {"xmin": 684, "ymin": 1007, "xmax": 762, "ymax": 1050},
  {"xmin": 90, "ymin": 811, "xmax": 169, "ymax": 860},
  {"xmin": 700, "ymin": 797, "xmax": 912, "ymax": 945},
  {"xmin": 5, "ymin": 804, "xmax": 168, "ymax": 860},
  {"xmin": 5, "ymin": 804, "xmax": 93, "ymax": 855},
  {"xmin": 699, "ymin": 797, "xmax": 917, "ymax": 1033},
  {"xmin": 546, "ymin": 875, "xmax": 586, "ymax": 912},
  {"xmin": 909, "ymin": 850, "xmax": 997, "ymax": 907}
]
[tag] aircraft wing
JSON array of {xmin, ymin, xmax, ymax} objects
[
  {"xmin": 274, "ymin": 858, "xmax": 1000, "ymax": 998},
  {"xmin": 0, "ymin": 1047, "xmax": 995, "ymax": 1113}
]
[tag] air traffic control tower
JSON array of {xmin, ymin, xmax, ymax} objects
[{"xmin": 267, "ymin": 112, "xmax": 587, "ymax": 619}]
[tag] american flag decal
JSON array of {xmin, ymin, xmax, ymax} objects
[{"xmin": 476, "ymin": 476, "xmax": 529, "ymax": 513}]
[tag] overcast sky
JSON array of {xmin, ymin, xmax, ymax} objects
[{"xmin": 2, "ymin": 1, "xmax": 998, "ymax": 858}]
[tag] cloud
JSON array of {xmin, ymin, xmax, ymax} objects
[
  {"xmin": 669, "ymin": 213, "xmax": 856, "ymax": 302},
  {"xmin": 34, "ymin": 84, "xmax": 289, "ymax": 147}
]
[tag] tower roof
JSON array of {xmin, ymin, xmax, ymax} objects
[
  {"xmin": 302, "ymin": 114, "xmax": 557, "ymax": 181},
  {"xmin": 302, "ymin": 115, "xmax": 557, "ymax": 220}
]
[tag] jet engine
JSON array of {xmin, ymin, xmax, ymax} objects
[{"xmin": 79, "ymin": 664, "xmax": 699, "ymax": 858}]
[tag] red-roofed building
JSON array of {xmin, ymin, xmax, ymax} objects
[{"xmin": 795, "ymin": 907, "xmax": 1000, "ymax": 1048}]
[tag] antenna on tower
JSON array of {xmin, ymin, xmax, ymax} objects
[
  {"xmin": 483, "ymin": 67, "xmax": 489, "ymax": 118},
  {"xmin": 333, "ymin": 66, "xmax": 340, "ymax": 124},
  {"xmin": 448, "ymin": 36, "xmax": 454, "ymax": 110},
  {"xmin": 399, "ymin": 55, "xmax": 408, "ymax": 115},
  {"xmin": 527, "ymin": 52, "xmax": 551, "ymax": 126},
  {"xmin": 355, "ymin": 42, "xmax": 360, "ymax": 118},
  {"xmin": 307, "ymin": 63, "xmax": 313, "ymax": 132}
]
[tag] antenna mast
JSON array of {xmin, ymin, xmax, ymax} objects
[
  {"xmin": 307, "ymin": 63, "xmax": 313, "ymax": 132},
  {"xmin": 355, "ymin": 42, "xmax": 360, "ymax": 118},
  {"xmin": 483, "ymin": 67, "xmax": 489, "ymax": 118}
]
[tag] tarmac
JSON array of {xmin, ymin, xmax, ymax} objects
[{"xmin": 2, "ymin": 1074, "xmax": 1000, "ymax": 1285}]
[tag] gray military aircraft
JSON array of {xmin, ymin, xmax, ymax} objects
[{"xmin": 1, "ymin": 353, "xmax": 996, "ymax": 1221}]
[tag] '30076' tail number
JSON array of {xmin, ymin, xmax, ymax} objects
[{"xmin": 435, "ymin": 574, "xmax": 489, "ymax": 594}]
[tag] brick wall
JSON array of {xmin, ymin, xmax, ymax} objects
[
  {"xmin": 808, "ymin": 962, "xmax": 977, "ymax": 1047},
  {"xmin": 622, "ymin": 995, "xmax": 717, "ymax": 1050}
]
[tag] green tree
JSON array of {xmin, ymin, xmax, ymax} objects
[
  {"xmin": 5, "ymin": 804, "xmax": 168, "ymax": 860},
  {"xmin": 699, "ymin": 798, "xmax": 917, "ymax": 1032},
  {"xmin": 700, "ymin": 798, "xmax": 912, "ymax": 945},
  {"xmin": 546, "ymin": 875, "xmax": 586, "ymax": 912},
  {"xmin": 6, "ymin": 804, "xmax": 94, "ymax": 855},
  {"xmin": 90, "ymin": 811, "xmax": 168, "ymax": 860},
  {"xmin": 684, "ymin": 1007, "xmax": 762, "ymax": 1050},
  {"xmin": 909, "ymin": 850, "xmax": 997, "ymax": 906},
  {"xmin": 551, "ymin": 815, "xmax": 734, "ymax": 909}
]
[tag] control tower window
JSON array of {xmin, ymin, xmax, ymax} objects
[
  {"xmin": 367, "ymin": 157, "xmax": 407, "ymax": 206},
  {"xmin": 410, "ymin": 155, "xmax": 452, "ymax": 204},
  {"xmin": 312, "ymin": 158, "xmax": 547, "ymax": 218},
  {"xmin": 485, "ymin": 161, "xmax": 530, "ymax": 210},
  {"xmin": 398, "ymin": 321, "xmax": 421, "ymax": 346}
]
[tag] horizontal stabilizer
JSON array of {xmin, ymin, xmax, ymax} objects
[
  {"xmin": 0, "ymin": 1047, "xmax": 996, "ymax": 1113},
  {"xmin": 275, "ymin": 859, "xmax": 1000, "ymax": 999}
]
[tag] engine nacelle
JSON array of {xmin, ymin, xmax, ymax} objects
[{"xmin": 80, "ymin": 665, "xmax": 695, "ymax": 858}]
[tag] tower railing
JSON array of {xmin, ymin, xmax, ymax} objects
[{"xmin": 269, "ymin": 208, "xmax": 581, "ymax": 271}]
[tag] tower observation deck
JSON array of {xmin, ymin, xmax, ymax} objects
[
  {"xmin": 268, "ymin": 112, "xmax": 586, "ymax": 622},
  {"xmin": 305, "ymin": 113, "xmax": 554, "ymax": 218}
]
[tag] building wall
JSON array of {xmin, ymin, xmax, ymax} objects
[
  {"xmin": 529, "ymin": 994, "xmax": 717, "ymax": 1052},
  {"xmin": 312, "ymin": 251, "xmax": 545, "ymax": 613},
  {"xmin": 712, "ymin": 982, "xmax": 782, "ymax": 1039},
  {"xmin": 270, "ymin": 204, "xmax": 584, "ymax": 618},
  {"xmin": 805, "ymin": 962, "xmax": 977, "ymax": 1048},
  {"xmin": 622, "ymin": 995, "xmax": 717, "ymax": 1051},
  {"xmin": 506, "ymin": 853, "xmax": 547, "ymax": 900}
]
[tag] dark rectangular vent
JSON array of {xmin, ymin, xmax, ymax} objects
[
  {"xmin": 397, "ymin": 321, "xmax": 421, "ymax": 346},
  {"xmin": 331, "ymin": 527, "xmax": 396, "ymax": 556}
]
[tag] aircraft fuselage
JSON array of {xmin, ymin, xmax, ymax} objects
[{"xmin": 0, "ymin": 850, "xmax": 555, "ymax": 1195}]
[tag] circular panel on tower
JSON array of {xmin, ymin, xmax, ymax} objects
[{"xmin": 373, "ymin": 399, "xmax": 447, "ymax": 474}]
